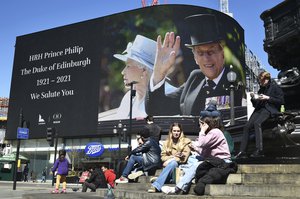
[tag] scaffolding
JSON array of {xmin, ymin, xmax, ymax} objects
[
  {"xmin": 245, "ymin": 46, "xmax": 264, "ymax": 92},
  {"xmin": 141, "ymin": 0, "xmax": 159, "ymax": 7},
  {"xmin": 0, "ymin": 97, "xmax": 8, "ymax": 121},
  {"xmin": 220, "ymin": 0, "xmax": 233, "ymax": 17}
]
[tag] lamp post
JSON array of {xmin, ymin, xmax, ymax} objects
[
  {"xmin": 113, "ymin": 122, "xmax": 122, "ymax": 167},
  {"xmin": 128, "ymin": 81, "xmax": 137, "ymax": 154},
  {"xmin": 227, "ymin": 65, "xmax": 237, "ymax": 126}
]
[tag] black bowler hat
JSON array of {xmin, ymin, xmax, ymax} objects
[{"xmin": 184, "ymin": 14, "xmax": 223, "ymax": 48}]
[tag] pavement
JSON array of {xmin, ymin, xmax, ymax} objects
[{"xmin": 0, "ymin": 180, "xmax": 103, "ymax": 199}]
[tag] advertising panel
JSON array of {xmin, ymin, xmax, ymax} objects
[{"xmin": 7, "ymin": 5, "xmax": 246, "ymax": 139}]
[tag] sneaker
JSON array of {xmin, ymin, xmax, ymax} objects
[
  {"xmin": 235, "ymin": 151, "xmax": 248, "ymax": 159},
  {"xmin": 128, "ymin": 170, "xmax": 144, "ymax": 180},
  {"xmin": 161, "ymin": 186, "xmax": 176, "ymax": 194},
  {"xmin": 192, "ymin": 179, "xmax": 196, "ymax": 184},
  {"xmin": 60, "ymin": 189, "xmax": 67, "ymax": 194},
  {"xmin": 148, "ymin": 186, "xmax": 158, "ymax": 193},
  {"xmin": 51, "ymin": 189, "xmax": 59, "ymax": 194},
  {"xmin": 149, "ymin": 176, "xmax": 157, "ymax": 183},
  {"xmin": 250, "ymin": 150, "xmax": 264, "ymax": 158},
  {"xmin": 115, "ymin": 176, "xmax": 129, "ymax": 184}
]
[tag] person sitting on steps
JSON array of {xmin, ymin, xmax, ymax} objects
[
  {"xmin": 115, "ymin": 127, "xmax": 162, "ymax": 183},
  {"xmin": 148, "ymin": 123, "xmax": 191, "ymax": 193},
  {"xmin": 235, "ymin": 71, "xmax": 284, "ymax": 159}
]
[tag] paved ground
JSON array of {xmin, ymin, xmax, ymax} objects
[{"xmin": 0, "ymin": 181, "xmax": 102, "ymax": 199}]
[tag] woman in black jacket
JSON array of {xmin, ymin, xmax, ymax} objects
[
  {"xmin": 82, "ymin": 167, "xmax": 107, "ymax": 192},
  {"xmin": 115, "ymin": 127, "xmax": 162, "ymax": 183}
]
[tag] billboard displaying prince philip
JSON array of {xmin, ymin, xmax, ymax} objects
[
  {"xmin": 7, "ymin": 4, "xmax": 246, "ymax": 139},
  {"xmin": 98, "ymin": 5, "xmax": 246, "ymax": 122}
]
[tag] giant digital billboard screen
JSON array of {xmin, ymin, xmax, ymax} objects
[{"xmin": 7, "ymin": 5, "xmax": 246, "ymax": 139}]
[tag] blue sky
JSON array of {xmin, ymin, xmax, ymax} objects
[{"xmin": 0, "ymin": 0, "xmax": 283, "ymax": 97}]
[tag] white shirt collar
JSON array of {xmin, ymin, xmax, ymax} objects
[{"xmin": 204, "ymin": 67, "xmax": 225, "ymax": 88}]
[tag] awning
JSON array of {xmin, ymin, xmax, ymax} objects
[{"xmin": 0, "ymin": 153, "xmax": 29, "ymax": 164}]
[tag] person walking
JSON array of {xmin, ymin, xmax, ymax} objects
[
  {"xmin": 41, "ymin": 168, "xmax": 47, "ymax": 183},
  {"xmin": 51, "ymin": 149, "xmax": 69, "ymax": 194},
  {"xmin": 23, "ymin": 164, "xmax": 29, "ymax": 182}
]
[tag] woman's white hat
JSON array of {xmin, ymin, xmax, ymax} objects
[{"xmin": 113, "ymin": 35, "xmax": 156, "ymax": 70}]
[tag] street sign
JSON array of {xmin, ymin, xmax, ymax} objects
[{"xmin": 17, "ymin": 127, "xmax": 29, "ymax": 139}]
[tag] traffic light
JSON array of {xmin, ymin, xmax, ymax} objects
[
  {"xmin": 46, "ymin": 127, "xmax": 55, "ymax": 147},
  {"xmin": 121, "ymin": 129, "xmax": 127, "ymax": 142}
]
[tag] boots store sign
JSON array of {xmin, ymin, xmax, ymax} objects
[{"xmin": 84, "ymin": 142, "xmax": 105, "ymax": 157}]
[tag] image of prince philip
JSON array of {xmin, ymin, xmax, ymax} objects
[{"xmin": 146, "ymin": 14, "xmax": 245, "ymax": 116}]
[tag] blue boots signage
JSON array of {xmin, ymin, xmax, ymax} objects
[{"xmin": 84, "ymin": 142, "xmax": 104, "ymax": 157}]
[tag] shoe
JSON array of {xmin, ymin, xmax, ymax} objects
[
  {"xmin": 128, "ymin": 170, "xmax": 144, "ymax": 180},
  {"xmin": 161, "ymin": 186, "xmax": 176, "ymax": 194},
  {"xmin": 148, "ymin": 186, "xmax": 158, "ymax": 193},
  {"xmin": 60, "ymin": 189, "xmax": 67, "ymax": 194},
  {"xmin": 149, "ymin": 176, "xmax": 157, "ymax": 183},
  {"xmin": 235, "ymin": 151, "xmax": 248, "ymax": 159},
  {"xmin": 250, "ymin": 150, "xmax": 264, "ymax": 158},
  {"xmin": 115, "ymin": 176, "xmax": 129, "ymax": 184},
  {"xmin": 51, "ymin": 189, "xmax": 59, "ymax": 194}
]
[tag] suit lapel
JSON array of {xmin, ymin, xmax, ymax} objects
[{"xmin": 183, "ymin": 77, "xmax": 206, "ymax": 115}]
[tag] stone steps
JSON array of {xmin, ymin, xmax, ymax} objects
[
  {"xmin": 97, "ymin": 164, "xmax": 300, "ymax": 199},
  {"xmin": 206, "ymin": 184, "xmax": 299, "ymax": 197},
  {"xmin": 227, "ymin": 173, "xmax": 300, "ymax": 184}
]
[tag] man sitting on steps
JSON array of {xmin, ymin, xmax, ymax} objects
[{"xmin": 115, "ymin": 127, "xmax": 162, "ymax": 183}]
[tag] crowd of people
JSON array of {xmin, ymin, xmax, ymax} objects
[
  {"xmin": 48, "ymin": 66, "xmax": 284, "ymax": 195},
  {"xmin": 47, "ymin": 66, "xmax": 283, "ymax": 195},
  {"xmin": 51, "ymin": 12, "xmax": 284, "ymax": 195},
  {"xmin": 111, "ymin": 99, "xmax": 238, "ymax": 195}
]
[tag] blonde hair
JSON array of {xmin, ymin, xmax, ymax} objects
[
  {"xmin": 164, "ymin": 123, "xmax": 187, "ymax": 154},
  {"xmin": 259, "ymin": 71, "xmax": 271, "ymax": 81}
]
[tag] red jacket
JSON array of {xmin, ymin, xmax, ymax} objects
[{"xmin": 104, "ymin": 169, "xmax": 116, "ymax": 188}]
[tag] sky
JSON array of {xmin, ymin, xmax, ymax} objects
[{"xmin": 0, "ymin": 0, "xmax": 284, "ymax": 97}]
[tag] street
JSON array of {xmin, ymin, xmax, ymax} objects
[{"xmin": 0, "ymin": 181, "xmax": 100, "ymax": 199}]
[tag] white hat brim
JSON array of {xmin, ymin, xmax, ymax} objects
[{"xmin": 113, "ymin": 53, "xmax": 153, "ymax": 71}]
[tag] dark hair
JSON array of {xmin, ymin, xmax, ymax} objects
[
  {"xmin": 59, "ymin": 149, "xmax": 66, "ymax": 156},
  {"xmin": 145, "ymin": 115, "xmax": 153, "ymax": 122},
  {"xmin": 201, "ymin": 117, "xmax": 223, "ymax": 133},
  {"xmin": 138, "ymin": 127, "xmax": 150, "ymax": 139}
]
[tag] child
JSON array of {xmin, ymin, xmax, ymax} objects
[{"xmin": 51, "ymin": 149, "xmax": 69, "ymax": 194}]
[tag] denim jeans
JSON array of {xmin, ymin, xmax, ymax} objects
[
  {"xmin": 177, "ymin": 160, "xmax": 202, "ymax": 192},
  {"xmin": 152, "ymin": 159, "xmax": 178, "ymax": 191},
  {"xmin": 122, "ymin": 154, "xmax": 143, "ymax": 177}
]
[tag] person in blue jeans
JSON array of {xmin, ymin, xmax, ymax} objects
[
  {"xmin": 161, "ymin": 107, "xmax": 232, "ymax": 195},
  {"xmin": 148, "ymin": 123, "xmax": 191, "ymax": 193},
  {"xmin": 115, "ymin": 127, "xmax": 162, "ymax": 183}
]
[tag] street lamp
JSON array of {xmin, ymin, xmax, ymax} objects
[
  {"xmin": 128, "ymin": 81, "xmax": 137, "ymax": 154},
  {"xmin": 113, "ymin": 122, "xmax": 123, "ymax": 166},
  {"xmin": 227, "ymin": 65, "xmax": 237, "ymax": 125}
]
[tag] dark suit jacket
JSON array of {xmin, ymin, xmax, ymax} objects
[
  {"xmin": 251, "ymin": 80, "xmax": 284, "ymax": 117},
  {"xmin": 146, "ymin": 67, "xmax": 244, "ymax": 116}
]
